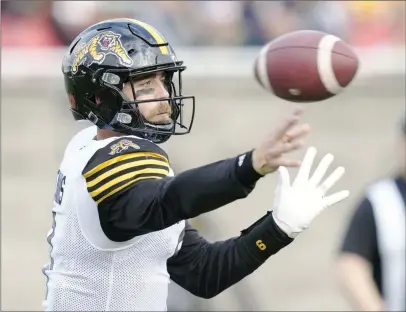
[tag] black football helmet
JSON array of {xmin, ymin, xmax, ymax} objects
[{"xmin": 62, "ymin": 18, "xmax": 195, "ymax": 144}]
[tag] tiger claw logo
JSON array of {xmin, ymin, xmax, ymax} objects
[
  {"xmin": 108, "ymin": 139, "xmax": 140, "ymax": 156},
  {"xmin": 72, "ymin": 31, "xmax": 134, "ymax": 74}
]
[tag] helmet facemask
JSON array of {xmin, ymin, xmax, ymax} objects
[{"xmin": 81, "ymin": 64, "xmax": 195, "ymax": 144}]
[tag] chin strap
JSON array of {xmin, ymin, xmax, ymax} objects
[
  {"xmin": 104, "ymin": 106, "xmax": 176, "ymax": 144},
  {"xmin": 117, "ymin": 119, "xmax": 174, "ymax": 144},
  {"xmin": 142, "ymin": 121, "xmax": 174, "ymax": 144}
]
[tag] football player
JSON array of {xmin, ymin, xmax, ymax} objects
[{"xmin": 42, "ymin": 18, "xmax": 350, "ymax": 311}]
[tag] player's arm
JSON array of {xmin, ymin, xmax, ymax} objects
[
  {"xmin": 83, "ymin": 137, "xmax": 263, "ymax": 241},
  {"xmin": 167, "ymin": 213, "xmax": 293, "ymax": 299},
  {"xmin": 336, "ymin": 197, "xmax": 386, "ymax": 311},
  {"xmin": 167, "ymin": 146, "xmax": 350, "ymax": 299}
]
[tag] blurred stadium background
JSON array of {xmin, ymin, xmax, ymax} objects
[{"xmin": 1, "ymin": 1, "xmax": 405, "ymax": 310}]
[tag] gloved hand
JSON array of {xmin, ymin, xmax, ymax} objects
[{"xmin": 272, "ymin": 146, "xmax": 350, "ymax": 238}]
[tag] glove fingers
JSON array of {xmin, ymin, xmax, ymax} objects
[
  {"xmin": 323, "ymin": 190, "xmax": 350, "ymax": 207},
  {"xmin": 319, "ymin": 166, "xmax": 346, "ymax": 194},
  {"xmin": 309, "ymin": 153, "xmax": 334, "ymax": 186},
  {"xmin": 295, "ymin": 146, "xmax": 317, "ymax": 183},
  {"xmin": 278, "ymin": 166, "xmax": 291, "ymax": 187}
]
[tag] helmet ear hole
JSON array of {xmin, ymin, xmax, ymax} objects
[
  {"xmin": 92, "ymin": 89, "xmax": 122, "ymax": 123},
  {"xmin": 94, "ymin": 93, "xmax": 102, "ymax": 105}
]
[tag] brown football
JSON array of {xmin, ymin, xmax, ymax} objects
[{"xmin": 254, "ymin": 30, "xmax": 359, "ymax": 102}]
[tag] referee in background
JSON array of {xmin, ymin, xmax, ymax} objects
[{"xmin": 337, "ymin": 117, "xmax": 406, "ymax": 311}]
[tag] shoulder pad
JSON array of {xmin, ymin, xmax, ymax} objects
[{"xmin": 83, "ymin": 137, "xmax": 170, "ymax": 204}]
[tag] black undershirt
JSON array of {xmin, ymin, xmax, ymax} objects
[{"xmin": 86, "ymin": 139, "xmax": 294, "ymax": 298}]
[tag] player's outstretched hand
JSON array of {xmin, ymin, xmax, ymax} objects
[
  {"xmin": 252, "ymin": 106, "xmax": 310, "ymax": 176},
  {"xmin": 272, "ymin": 146, "xmax": 350, "ymax": 238}
]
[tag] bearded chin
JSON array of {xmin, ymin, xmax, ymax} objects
[
  {"xmin": 154, "ymin": 120, "xmax": 172, "ymax": 125},
  {"xmin": 143, "ymin": 107, "xmax": 172, "ymax": 126}
]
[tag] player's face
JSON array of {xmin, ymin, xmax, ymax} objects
[{"xmin": 124, "ymin": 72, "xmax": 172, "ymax": 124}]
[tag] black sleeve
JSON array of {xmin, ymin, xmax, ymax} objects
[
  {"xmin": 167, "ymin": 212, "xmax": 293, "ymax": 299},
  {"xmin": 339, "ymin": 196, "xmax": 378, "ymax": 263},
  {"xmin": 82, "ymin": 137, "xmax": 263, "ymax": 241}
]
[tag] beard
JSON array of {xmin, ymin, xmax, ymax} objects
[{"xmin": 142, "ymin": 102, "xmax": 172, "ymax": 125}]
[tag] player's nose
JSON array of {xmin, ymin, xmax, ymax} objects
[{"xmin": 156, "ymin": 80, "xmax": 169, "ymax": 99}]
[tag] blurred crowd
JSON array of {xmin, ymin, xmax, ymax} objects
[{"xmin": 2, "ymin": 0, "xmax": 405, "ymax": 48}]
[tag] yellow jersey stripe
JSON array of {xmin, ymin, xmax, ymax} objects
[
  {"xmin": 86, "ymin": 158, "xmax": 168, "ymax": 188},
  {"xmin": 125, "ymin": 18, "xmax": 169, "ymax": 55},
  {"xmin": 83, "ymin": 152, "xmax": 168, "ymax": 178},
  {"xmin": 88, "ymin": 167, "xmax": 169, "ymax": 197},
  {"xmin": 96, "ymin": 176, "xmax": 161, "ymax": 204}
]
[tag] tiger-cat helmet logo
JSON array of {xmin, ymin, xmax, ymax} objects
[{"xmin": 72, "ymin": 31, "xmax": 134, "ymax": 74}]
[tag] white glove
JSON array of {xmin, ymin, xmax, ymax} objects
[{"xmin": 272, "ymin": 146, "xmax": 350, "ymax": 238}]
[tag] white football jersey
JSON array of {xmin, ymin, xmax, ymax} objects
[{"xmin": 42, "ymin": 126, "xmax": 185, "ymax": 311}]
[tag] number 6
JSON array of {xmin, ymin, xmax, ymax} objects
[{"xmin": 256, "ymin": 240, "xmax": 266, "ymax": 251}]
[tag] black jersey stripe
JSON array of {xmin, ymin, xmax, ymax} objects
[
  {"xmin": 88, "ymin": 166, "xmax": 169, "ymax": 198},
  {"xmin": 85, "ymin": 158, "xmax": 169, "ymax": 188},
  {"xmin": 83, "ymin": 152, "xmax": 168, "ymax": 179},
  {"xmin": 87, "ymin": 163, "xmax": 169, "ymax": 193},
  {"xmin": 93, "ymin": 174, "xmax": 167, "ymax": 204},
  {"xmin": 85, "ymin": 155, "xmax": 165, "ymax": 182}
]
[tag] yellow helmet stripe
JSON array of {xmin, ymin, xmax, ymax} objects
[{"xmin": 125, "ymin": 18, "xmax": 169, "ymax": 55}]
